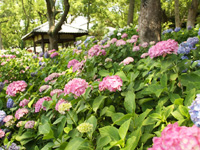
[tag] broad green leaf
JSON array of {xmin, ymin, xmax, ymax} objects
[
  {"xmin": 115, "ymin": 71, "xmax": 128, "ymax": 81},
  {"xmin": 119, "ymin": 119, "xmax": 131, "ymax": 140},
  {"xmin": 92, "ymin": 96, "xmax": 107, "ymax": 113},
  {"xmin": 179, "ymin": 105, "xmax": 190, "ymax": 118},
  {"xmin": 124, "ymin": 91, "xmax": 136, "ymax": 113},
  {"xmin": 98, "ymin": 69, "xmax": 110, "ymax": 77},
  {"xmin": 99, "ymin": 126, "xmax": 120, "ymax": 141},
  {"xmin": 53, "ymin": 116, "xmax": 65, "ymax": 125},
  {"xmin": 38, "ymin": 122, "xmax": 54, "ymax": 140},
  {"xmin": 160, "ymin": 74, "xmax": 167, "ymax": 87},
  {"xmin": 172, "ymin": 110, "xmax": 184, "ymax": 120},
  {"xmin": 184, "ymin": 88, "xmax": 196, "ymax": 106},
  {"xmin": 41, "ymin": 142, "xmax": 54, "ymax": 150},
  {"xmin": 65, "ymin": 137, "xmax": 85, "ymax": 150},
  {"xmin": 96, "ymin": 136, "xmax": 111, "ymax": 150}
]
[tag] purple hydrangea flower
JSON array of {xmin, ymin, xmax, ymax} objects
[
  {"xmin": 39, "ymin": 52, "xmax": 44, "ymax": 57},
  {"xmin": 7, "ymin": 98, "xmax": 14, "ymax": 108},
  {"xmin": 44, "ymin": 52, "xmax": 50, "ymax": 58},
  {"xmin": 181, "ymin": 55, "xmax": 189, "ymax": 60},
  {"xmin": 189, "ymin": 94, "xmax": 200, "ymax": 127},
  {"xmin": 0, "ymin": 110, "xmax": 6, "ymax": 125},
  {"xmin": 8, "ymin": 143, "xmax": 20, "ymax": 150},
  {"xmin": 187, "ymin": 26, "xmax": 192, "ymax": 30},
  {"xmin": 194, "ymin": 60, "xmax": 200, "ymax": 67},
  {"xmin": 177, "ymin": 42, "xmax": 195, "ymax": 54},
  {"xmin": 187, "ymin": 37, "xmax": 199, "ymax": 47},
  {"xmin": 174, "ymin": 27, "xmax": 181, "ymax": 32},
  {"xmin": 0, "ymin": 82, "xmax": 4, "ymax": 92},
  {"xmin": 198, "ymin": 29, "xmax": 200, "ymax": 36}
]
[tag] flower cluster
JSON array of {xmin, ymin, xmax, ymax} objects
[
  {"xmin": 121, "ymin": 33, "xmax": 128, "ymax": 38},
  {"xmin": 148, "ymin": 39, "xmax": 179, "ymax": 58},
  {"xmin": 67, "ymin": 59, "xmax": 80, "ymax": 68},
  {"xmin": 15, "ymin": 108, "xmax": 29, "ymax": 120},
  {"xmin": 174, "ymin": 27, "xmax": 181, "ymax": 32},
  {"xmin": 99, "ymin": 75, "xmax": 123, "ymax": 92},
  {"xmin": 7, "ymin": 143, "xmax": 20, "ymax": 150},
  {"xmin": 0, "ymin": 110, "xmax": 6, "ymax": 124},
  {"xmin": 198, "ymin": 28, "xmax": 200, "ymax": 36},
  {"xmin": 109, "ymin": 38, "xmax": 117, "ymax": 44},
  {"xmin": 64, "ymin": 78, "xmax": 88, "ymax": 98},
  {"xmin": 72, "ymin": 61, "xmax": 84, "ymax": 72},
  {"xmin": 116, "ymin": 39, "xmax": 126, "ymax": 46},
  {"xmin": 6, "ymin": 81, "xmax": 27, "ymax": 96},
  {"xmin": 35, "ymin": 97, "xmax": 52, "ymax": 112},
  {"xmin": 77, "ymin": 122, "xmax": 93, "ymax": 133},
  {"xmin": 0, "ymin": 82, "xmax": 4, "ymax": 92},
  {"xmin": 177, "ymin": 42, "xmax": 195, "ymax": 54},
  {"xmin": 148, "ymin": 122, "xmax": 200, "ymax": 150},
  {"xmin": 55, "ymin": 99, "xmax": 72, "ymax": 114},
  {"xmin": 50, "ymin": 52, "xmax": 59, "ymax": 58},
  {"xmin": 186, "ymin": 37, "xmax": 199, "ymax": 47},
  {"xmin": 162, "ymin": 28, "xmax": 173, "ymax": 35},
  {"xmin": 0, "ymin": 55, "xmax": 16, "ymax": 59},
  {"xmin": 19, "ymin": 99, "xmax": 29, "ymax": 107},
  {"xmin": 44, "ymin": 73, "xmax": 60, "ymax": 82},
  {"xmin": 3, "ymin": 115, "xmax": 14, "ymax": 127},
  {"xmin": 7, "ymin": 98, "xmax": 14, "ymax": 108},
  {"xmin": 132, "ymin": 46, "xmax": 140, "ymax": 51},
  {"xmin": 88, "ymin": 45, "xmax": 106, "ymax": 57},
  {"xmin": 50, "ymin": 89, "xmax": 64, "ymax": 97},
  {"xmin": 188, "ymin": 94, "xmax": 200, "ymax": 127},
  {"xmin": 0, "ymin": 129, "xmax": 5, "ymax": 138},
  {"xmin": 25, "ymin": 121, "xmax": 35, "ymax": 129},
  {"xmin": 120, "ymin": 57, "xmax": 134, "ymax": 65},
  {"xmin": 39, "ymin": 85, "xmax": 51, "ymax": 92}
]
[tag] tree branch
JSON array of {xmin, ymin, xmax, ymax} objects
[{"xmin": 54, "ymin": 0, "xmax": 70, "ymax": 34}]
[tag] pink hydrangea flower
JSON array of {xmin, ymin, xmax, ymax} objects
[
  {"xmin": 99, "ymin": 75, "xmax": 123, "ymax": 92},
  {"xmin": 148, "ymin": 122, "xmax": 200, "ymax": 150},
  {"xmin": 19, "ymin": 99, "xmax": 29, "ymax": 107},
  {"xmin": 0, "ymin": 129, "xmax": 5, "ymax": 138},
  {"xmin": 55, "ymin": 99, "xmax": 67, "ymax": 111},
  {"xmin": 48, "ymin": 49, "xmax": 56, "ymax": 53},
  {"xmin": 6, "ymin": 81, "xmax": 27, "ymax": 97},
  {"xmin": 64, "ymin": 78, "xmax": 89, "ymax": 98},
  {"xmin": 131, "ymin": 35, "xmax": 139, "ymax": 39},
  {"xmin": 44, "ymin": 73, "xmax": 60, "ymax": 82},
  {"xmin": 121, "ymin": 33, "xmax": 128, "ymax": 38},
  {"xmin": 35, "ymin": 97, "xmax": 52, "ymax": 112},
  {"xmin": 132, "ymin": 46, "xmax": 140, "ymax": 51},
  {"xmin": 15, "ymin": 108, "xmax": 29, "ymax": 120},
  {"xmin": 116, "ymin": 39, "xmax": 126, "ymax": 46},
  {"xmin": 72, "ymin": 61, "xmax": 84, "ymax": 72},
  {"xmin": 141, "ymin": 53, "xmax": 149, "ymax": 58},
  {"xmin": 148, "ymin": 39, "xmax": 179, "ymax": 58},
  {"xmin": 67, "ymin": 59, "xmax": 80, "ymax": 68},
  {"xmin": 3, "ymin": 115, "xmax": 13, "ymax": 122},
  {"xmin": 4, "ymin": 80, "xmax": 9, "ymax": 84},
  {"xmin": 120, "ymin": 57, "xmax": 134, "ymax": 65},
  {"xmin": 50, "ymin": 52, "xmax": 59, "ymax": 58},
  {"xmin": 25, "ymin": 121, "xmax": 35, "ymax": 129},
  {"xmin": 49, "ymin": 79, "xmax": 57, "ymax": 84},
  {"xmin": 39, "ymin": 85, "xmax": 51, "ymax": 92},
  {"xmin": 50, "ymin": 89, "xmax": 64, "ymax": 97},
  {"xmin": 88, "ymin": 45, "xmax": 106, "ymax": 57},
  {"xmin": 1, "ymin": 62, "xmax": 6, "ymax": 66},
  {"xmin": 140, "ymin": 42, "xmax": 148, "ymax": 48},
  {"xmin": 110, "ymin": 38, "xmax": 118, "ymax": 44},
  {"xmin": 102, "ymin": 44, "xmax": 110, "ymax": 49},
  {"xmin": 127, "ymin": 39, "xmax": 137, "ymax": 43}
]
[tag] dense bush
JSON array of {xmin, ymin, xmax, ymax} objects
[{"xmin": 0, "ymin": 26, "xmax": 200, "ymax": 150}]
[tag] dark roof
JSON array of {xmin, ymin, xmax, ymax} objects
[{"xmin": 22, "ymin": 21, "xmax": 88, "ymax": 40}]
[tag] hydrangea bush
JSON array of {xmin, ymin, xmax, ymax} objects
[{"xmin": 0, "ymin": 25, "xmax": 200, "ymax": 149}]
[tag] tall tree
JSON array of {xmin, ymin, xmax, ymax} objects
[
  {"xmin": 175, "ymin": 0, "xmax": 180, "ymax": 27},
  {"xmin": 187, "ymin": 0, "xmax": 199, "ymax": 28},
  {"xmin": 45, "ymin": 0, "xmax": 70, "ymax": 50},
  {"xmin": 139, "ymin": 0, "xmax": 161, "ymax": 43},
  {"xmin": 127, "ymin": 0, "xmax": 135, "ymax": 25}
]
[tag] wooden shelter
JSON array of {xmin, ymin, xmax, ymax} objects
[{"xmin": 22, "ymin": 21, "xmax": 88, "ymax": 53}]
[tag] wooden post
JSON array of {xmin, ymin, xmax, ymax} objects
[
  {"xmin": 41, "ymin": 35, "xmax": 45, "ymax": 53},
  {"xmin": 34, "ymin": 42, "xmax": 36, "ymax": 54}
]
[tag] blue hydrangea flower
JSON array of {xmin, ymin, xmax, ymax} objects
[
  {"xmin": 77, "ymin": 46, "xmax": 82, "ymax": 50},
  {"xmin": 187, "ymin": 37, "xmax": 199, "ymax": 47},
  {"xmin": 0, "ymin": 110, "xmax": 6, "ymax": 122},
  {"xmin": 8, "ymin": 143, "xmax": 20, "ymax": 150},
  {"xmin": 162, "ymin": 29, "xmax": 173, "ymax": 35},
  {"xmin": 177, "ymin": 42, "xmax": 195, "ymax": 54},
  {"xmin": 39, "ymin": 61, "xmax": 45, "ymax": 66},
  {"xmin": 198, "ymin": 29, "xmax": 200, "ymax": 36},
  {"xmin": 44, "ymin": 52, "xmax": 50, "ymax": 58},
  {"xmin": 187, "ymin": 26, "xmax": 192, "ymax": 30},
  {"xmin": 32, "ymin": 55, "xmax": 37, "ymax": 59},
  {"xmin": 181, "ymin": 55, "xmax": 189, "ymax": 60},
  {"xmin": 193, "ymin": 60, "xmax": 200, "ymax": 67},
  {"xmin": 31, "ymin": 72, "xmax": 37, "ymax": 77},
  {"xmin": 0, "ymin": 82, "xmax": 4, "ymax": 92},
  {"xmin": 189, "ymin": 94, "xmax": 200, "ymax": 127},
  {"xmin": 75, "ymin": 40, "xmax": 82, "ymax": 46},
  {"xmin": 93, "ymin": 40, "xmax": 98, "ymax": 43},
  {"xmin": 39, "ymin": 52, "xmax": 44, "ymax": 57},
  {"xmin": 7, "ymin": 98, "xmax": 14, "ymax": 108},
  {"xmin": 174, "ymin": 27, "xmax": 181, "ymax": 32}
]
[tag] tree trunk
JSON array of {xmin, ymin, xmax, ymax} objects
[
  {"xmin": 187, "ymin": 0, "xmax": 199, "ymax": 28},
  {"xmin": 87, "ymin": 0, "xmax": 90, "ymax": 30},
  {"xmin": 139, "ymin": 0, "xmax": 161, "ymax": 43},
  {"xmin": 127, "ymin": 0, "xmax": 135, "ymax": 25},
  {"xmin": 45, "ymin": 0, "xmax": 70, "ymax": 51},
  {"xmin": 175, "ymin": 0, "xmax": 180, "ymax": 27}
]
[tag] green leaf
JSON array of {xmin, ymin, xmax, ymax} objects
[
  {"xmin": 174, "ymin": 98, "xmax": 184, "ymax": 105},
  {"xmin": 41, "ymin": 142, "xmax": 54, "ymax": 150},
  {"xmin": 121, "ymin": 136, "xmax": 136, "ymax": 150},
  {"xmin": 53, "ymin": 116, "xmax": 65, "ymax": 125},
  {"xmin": 92, "ymin": 96, "xmax": 107, "ymax": 113},
  {"xmin": 118, "ymin": 119, "xmax": 131, "ymax": 140},
  {"xmin": 170, "ymin": 73, "xmax": 178, "ymax": 81},
  {"xmin": 172, "ymin": 110, "xmax": 184, "ymax": 120},
  {"xmin": 65, "ymin": 137, "xmax": 85, "ymax": 150},
  {"xmin": 115, "ymin": 71, "xmax": 128, "ymax": 81},
  {"xmin": 99, "ymin": 69, "xmax": 110, "ymax": 77},
  {"xmin": 28, "ymin": 97, "xmax": 36, "ymax": 108},
  {"xmin": 184, "ymin": 88, "xmax": 196, "ymax": 106},
  {"xmin": 87, "ymin": 115, "xmax": 97, "ymax": 137},
  {"xmin": 160, "ymin": 74, "xmax": 167, "ymax": 87},
  {"xmin": 179, "ymin": 105, "xmax": 190, "ymax": 118},
  {"xmin": 38, "ymin": 122, "xmax": 54, "ymax": 140},
  {"xmin": 96, "ymin": 136, "xmax": 111, "ymax": 150},
  {"xmin": 124, "ymin": 91, "xmax": 136, "ymax": 113},
  {"xmin": 99, "ymin": 126, "xmax": 120, "ymax": 141}
]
